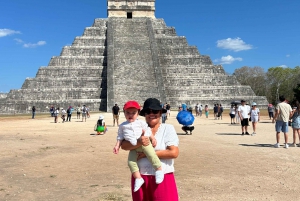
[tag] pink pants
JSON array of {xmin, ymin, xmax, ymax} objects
[{"xmin": 131, "ymin": 173, "xmax": 179, "ymax": 201}]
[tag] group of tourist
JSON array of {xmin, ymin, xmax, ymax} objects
[{"xmin": 47, "ymin": 104, "xmax": 90, "ymax": 123}]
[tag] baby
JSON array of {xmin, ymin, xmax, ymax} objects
[{"xmin": 113, "ymin": 100, "xmax": 164, "ymax": 192}]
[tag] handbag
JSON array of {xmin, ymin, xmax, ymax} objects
[{"xmin": 249, "ymin": 117, "xmax": 252, "ymax": 121}]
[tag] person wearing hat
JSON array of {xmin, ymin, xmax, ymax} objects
[
  {"xmin": 95, "ymin": 115, "xmax": 106, "ymax": 135},
  {"xmin": 250, "ymin": 102, "xmax": 260, "ymax": 136},
  {"xmin": 238, "ymin": 100, "xmax": 251, "ymax": 135},
  {"xmin": 113, "ymin": 100, "xmax": 164, "ymax": 193},
  {"xmin": 121, "ymin": 98, "xmax": 179, "ymax": 200}
]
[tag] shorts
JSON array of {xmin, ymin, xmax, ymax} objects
[
  {"xmin": 251, "ymin": 116, "xmax": 259, "ymax": 122},
  {"xmin": 113, "ymin": 114, "xmax": 119, "ymax": 120},
  {"xmin": 82, "ymin": 113, "xmax": 87, "ymax": 117},
  {"xmin": 275, "ymin": 121, "xmax": 289, "ymax": 133},
  {"xmin": 167, "ymin": 110, "xmax": 170, "ymax": 114},
  {"xmin": 182, "ymin": 126, "xmax": 194, "ymax": 131},
  {"xmin": 241, "ymin": 118, "xmax": 249, "ymax": 127},
  {"xmin": 77, "ymin": 112, "xmax": 81, "ymax": 114},
  {"xmin": 230, "ymin": 114, "xmax": 235, "ymax": 118}
]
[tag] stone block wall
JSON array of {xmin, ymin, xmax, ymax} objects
[{"xmin": 0, "ymin": 19, "xmax": 108, "ymax": 114}]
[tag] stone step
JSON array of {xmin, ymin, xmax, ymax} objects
[
  {"xmin": 92, "ymin": 18, "xmax": 108, "ymax": 27},
  {"xmin": 21, "ymin": 78, "xmax": 105, "ymax": 89},
  {"xmin": 49, "ymin": 56, "xmax": 106, "ymax": 66},
  {"xmin": 61, "ymin": 46, "xmax": 107, "ymax": 56},
  {"xmin": 156, "ymin": 37, "xmax": 188, "ymax": 47},
  {"xmin": 83, "ymin": 27, "xmax": 107, "ymax": 37},
  {"xmin": 72, "ymin": 36, "xmax": 107, "ymax": 46},
  {"xmin": 36, "ymin": 67, "xmax": 106, "ymax": 78}
]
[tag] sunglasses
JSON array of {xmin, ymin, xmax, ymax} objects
[{"xmin": 145, "ymin": 109, "xmax": 160, "ymax": 115}]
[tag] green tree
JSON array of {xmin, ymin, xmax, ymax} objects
[{"xmin": 293, "ymin": 83, "xmax": 300, "ymax": 102}]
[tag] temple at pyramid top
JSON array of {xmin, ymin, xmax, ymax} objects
[{"xmin": 107, "ymin": 0, "xmax": 155, "ymax": 18}]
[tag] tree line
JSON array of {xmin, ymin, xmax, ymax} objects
[{"xmin": 232, "ymin": 66, "xmax": 300, "ymax": 104}]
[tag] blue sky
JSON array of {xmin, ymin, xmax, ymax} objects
[{"xmin": 1, "ymin": 0, "xmax": 299, "ymax": 92}]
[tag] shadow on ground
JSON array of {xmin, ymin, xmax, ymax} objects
[
  {"xmin": 216, "ymin": 133, "xmax": 242, "ymax": 136},
  {"xmin": 240, "ymin": 143, "xmax": 275, "ymax": 148}
]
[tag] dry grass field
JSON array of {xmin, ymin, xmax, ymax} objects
[{"xmin": 1, "ymin": 109, "xmax": 300, "ymax": 201}]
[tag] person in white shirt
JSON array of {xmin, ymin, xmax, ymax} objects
[
  {"xmin": 113, "ymin": 100, "xmax": 164, "ymax": 192},
  {"xmin": 229, "ymin": 104, "xmax": 236, "ymax": 124},
  {"xmin": 250, "ymin": 102, "xmax": 260, "ymax": 135},
  {"xmin": 238, "ymin": 100, "xmax": 251, "ymax": 135},
  {"xmin": 61, "ymin": 108, "xmax": 66, "ymax": 123}
]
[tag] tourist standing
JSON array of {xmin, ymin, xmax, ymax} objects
[
  {"xmin": 229, "ymin": 104, "xmax": 236, "ymax": 124},
  {"xmin": 54, "ymin": 107, "xmax": 59, "ymax": 123},
  {"xmin": 50, "ymin": 106, "xmax": 55, "ymax": 117},
  {"xmin": 82, "ymin": 105, "xmax": 87, "ymax": 122},
  {"xmin": 76, "ymin": 105, "xmax": 81, "ymax": 119},
  {"xmin": 290, "ymin": 101, "xmax": 300, "ymax": 147},
  {"xmin": 268, "ymin": 104, "xmax": 275, "ymax": 120},
  {"xmin": 250, "ymin": 102, "xmax": 260, "ymax": 136},
  {"xmin": 61, "ymin": 108, "xmax": 66, "ymax": 123},
  {"xmin": 66, "ymin": 106, "xmax": 73, "ymax": 122},
  {"xmin": 32, "ymin": 106, "xmax": 36, "ymax": 119},
  {"xmin": 213, "ymin": 104, "xmax": 218, "ymax": 119},
  {"xmin": 235, "ymin": 104, "xmax": 240, "ymax": 124},
  {"xmin": 205, "ymin": 105, "xmax": 209, "ymax": 118},
  {"xmin": 166, "ymin": 103, "xmax": 171, "ymax": 118},
  {"xmin": 195, "ymin": 104, "xmax": 199, "ymax": 116},
  {"xmin": 238, "ymin": 100, "xmax": 251, "ymax": 135},
  {"xmin": 272, "ymin": 95, "xmax": 293, "ymax": 148},
  {"xmin": 217, "ymin": 104, "xmax": 223, "ymax": 120},
  {"xmin": 112, "ymin": 103, "xmax": 120, "ymax": 126},
  {"xmin": 199, "ymin": 105, "xmax": 203, "ymax": 117},
  {"xmin": 121, "ymin": 98, "xmax": 179, "ymax": 200}
]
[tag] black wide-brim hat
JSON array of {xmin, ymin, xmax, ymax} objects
[{"xmin": 139, "ymin": 98, "xmax": 167, "ymax": 116}]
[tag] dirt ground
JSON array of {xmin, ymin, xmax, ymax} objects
[{"xmin": 1, "ymin": 111, "xmax": 300, "ymax": 201}]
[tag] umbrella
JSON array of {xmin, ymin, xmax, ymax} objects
[
  {"xmin": 231, "ymin": 100, "xmax": 241, "ymax": 105},
  {"xmin": 176, "ymin": 110, "xmax": 195, "ymax": 126}
]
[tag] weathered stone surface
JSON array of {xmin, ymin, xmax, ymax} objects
[{"xmin": 0, "ymin": 0, "xmax": 268, "ymax": 114}]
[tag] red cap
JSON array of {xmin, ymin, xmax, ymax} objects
[{"xmin": 123, "ymin": 100, "xmax": 140, "ymax": 110}]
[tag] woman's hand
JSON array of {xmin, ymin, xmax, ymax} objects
[
  {"xmin": 137, "ymin": 152, "xmax": 146, "ymax": 160},
  {"xmin": 139, "ymin": 130, "xmax": 150, "ymax": 146}
]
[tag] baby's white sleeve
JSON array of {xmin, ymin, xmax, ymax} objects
[
  {"xmin": 117, "ymin": 126, "xmax": 124, "ymax": 141},
  {"xmin": 123, "ymin": 128, "xmax": 138, "ymax": 145}
]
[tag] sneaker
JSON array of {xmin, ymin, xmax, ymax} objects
[
  {"xmin": 298, "ymin": 144, "xmax": 300, "ymax": 147},
  {"xmin": 291, "ymin": 143, "xmax": 296, "ymax": 147},
  {"xmin": 284, "ymin": 144, "xmax": 289, "ymax": 149},
  {"xmin": 245, "ymin": 132, "xmax": 250, "ymax": 135},
  {"xmin": 274, "ymin": 143, "xmax": 280, "ymax": 148},
  {"xmin": 242, "ymin": 132, "xmax": 245, "ymax": 136},
  {"xmin": 155, "ymin": 170, "xmax": 164, "ymax": 184},
  {"xmin": 134, "ymin": 178, "xmax": 144, "ymax": 192}
]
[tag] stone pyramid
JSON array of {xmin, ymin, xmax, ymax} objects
[{"xmin": 0, "ymin": 0, "xmax": 268, "ymax": 114}]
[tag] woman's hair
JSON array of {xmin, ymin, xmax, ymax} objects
[{"xmin": 296, "ymin": 101, "xmax": 300, "ymax": 111}]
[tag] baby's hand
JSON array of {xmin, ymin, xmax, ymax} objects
[{"xmin": 113, "ymin": 147, "xmax": 119, "ymax": 154}]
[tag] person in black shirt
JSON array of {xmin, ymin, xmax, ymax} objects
[
  {"xmin": 112, "ymin": 103, "xmax": 120, "ymax": 126},
  {"xmin": 32, "ymin": 106, "xmax": 36, "ymax": 119}
]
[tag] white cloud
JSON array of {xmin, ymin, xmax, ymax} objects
[
  {"xmin": 217, "ymin": 37, "xmax": 253, "ymax": 52},
  {"xmin": 214, "ymin": 55, "xmax": 243, "ymax": 65},
  {"xmin": 14, "ymin": 38, "xmax": 24, "ymax": 44},
  {"xmin": 279, "ymin": 65, "xmax": 288, "ymax": 68},
  {"xmin": 23, "ymin": 41, "xmax": 47, "ymax": 48},
  {"xmin": 0, "ymin": 29, "xmax": 21, "ymax": 37}
]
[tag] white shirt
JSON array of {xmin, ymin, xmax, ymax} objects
[
  {"xmin": 238, "ymin": 105, "xmax": 251, "ymax": 118},
  {"xmin": 117, "ymin": 119, "xmax": 151, "ymax": 146},
  {"xmin": 230, "ymin": 107, "xmax": 235, "ymax": 114},
  {"xmin": 138, "ymin": 124, "xmax": 179, "ymax": 175}
]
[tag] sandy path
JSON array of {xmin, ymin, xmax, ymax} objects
[{"xmin": 0, "ymin": 111, "xmax": 300, "ymax": 201}]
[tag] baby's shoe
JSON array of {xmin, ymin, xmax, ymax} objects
[
  {"xmin": 134, "ymin": 178, "xmax": 144, "ymax": 192},
  {"xmin": 155, "ymin": 170, "xmax": 164, "ymax": 184}
]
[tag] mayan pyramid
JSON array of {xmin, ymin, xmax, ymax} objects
[{"xmin": 0, "ymin": 0, "xmax": 268, "ymax": 114}]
